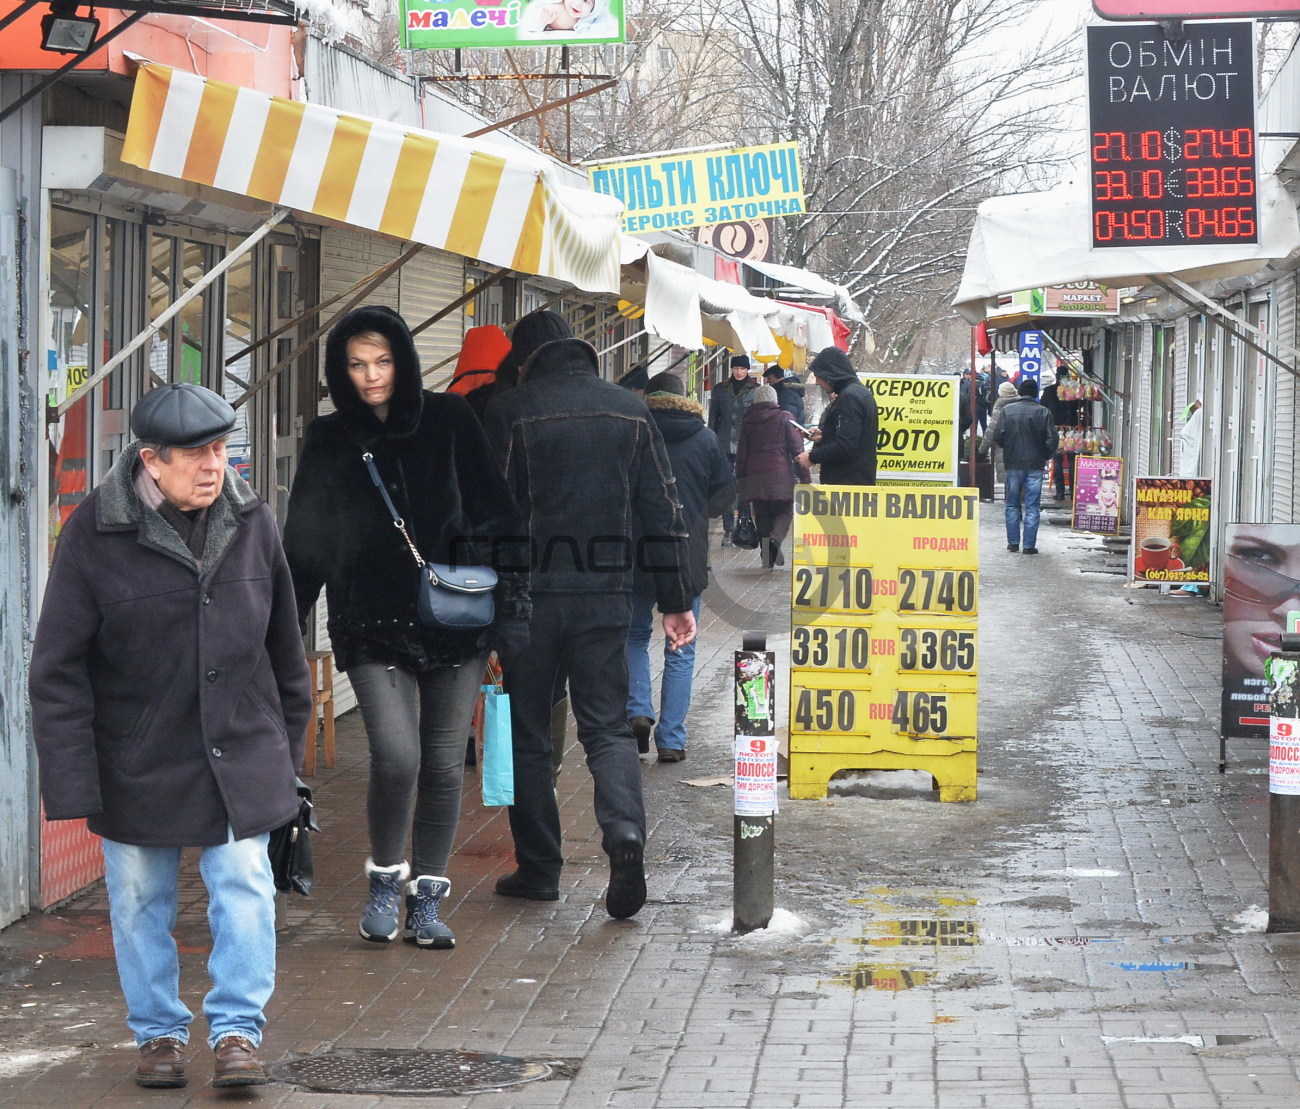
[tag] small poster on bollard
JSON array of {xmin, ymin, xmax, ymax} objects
[
  {"xmin": 1267, "ymin": 654, "xmax": 1300, "ymax": 795},
  {"xmin": 734, "ymin": 651, "xmax": 778, "ymax": 817}
]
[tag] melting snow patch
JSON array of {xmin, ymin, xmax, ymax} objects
[
  {"xmin": 0, "ymin": 1049, "xmax": 81, "ymax": 1078},
  {"xmin": 698, "ymin": 908, "xmax": 807, "ymax": 938},
  {"xmin": 1047, "ymin": 868, "xmax": 1121, "ymax": 878},
  {"xmin": 828, "ymin": 770, "xmax": 935, "ymax": 797},
  {"xmin": 1101, "ymin": 1035, "xmax": 1205, "ymax": 1047},
  {"xmin": 1227, "ymin": 905, "xmax": 1269, "ymax": 933}
]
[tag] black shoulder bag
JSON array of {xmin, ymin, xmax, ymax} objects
[{"xmin": 361, "ymin": 452, "xmax": 497, "ymax": 630}]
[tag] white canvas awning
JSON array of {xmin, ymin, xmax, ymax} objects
[
  {"xmin": 745, "ymin": 258, "xmax": 866, "ymax": 325},
  {"xmin": 953, "ymin": 175, "xmax": 1300, "ymax": 324}
]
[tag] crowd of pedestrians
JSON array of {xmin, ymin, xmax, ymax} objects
[{"xmin": 24, "ymin": 306, "xmax": 887, "ymax": 1090}]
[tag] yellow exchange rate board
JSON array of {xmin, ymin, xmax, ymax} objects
[{"xmin": 788, "ymin": 485, "xmax": 979, "ymax": 802}]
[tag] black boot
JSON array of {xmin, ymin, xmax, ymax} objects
[{"xmin": 771, "ymin": 539, "xmax": 785, "ymax": 566}]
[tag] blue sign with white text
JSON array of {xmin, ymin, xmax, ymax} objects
[{"xmin": 1019, "ymin": 330, "xmax": 1043, "ymax": 386}]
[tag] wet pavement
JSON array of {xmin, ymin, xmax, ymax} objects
[{"xmin": 3, "ymin": 497, "xmax": 1300, "ymax": 1107}]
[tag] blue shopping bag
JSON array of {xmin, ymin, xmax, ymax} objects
[{"xmin": 480, "ymin": 678, "xmax": 514, "ymax": 807}]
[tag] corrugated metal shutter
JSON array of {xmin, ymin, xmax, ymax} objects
[
  {"xmin": 399, "ymin": 250, "xmax": 465, "ymax": 389},
  {"xmin": 1133, "ymin": 324, "xmax": 1153, "ymax": 478},
  {"xmin": 1273, "ymin": 274, "xmax": 1298, "ymax": 522}
]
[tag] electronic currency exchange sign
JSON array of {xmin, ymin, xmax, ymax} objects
[{"xmin": 1087, "ymin": 21, "xmax": 1257, "ymax": 247}]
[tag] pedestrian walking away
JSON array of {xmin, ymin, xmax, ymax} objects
[
  {"xmin": 283, "ymin": 305, "xmax": 526, "ymax": 951},
  {"xmin": 28, "ymin": 383, "xmax": 313, "ymax": 1090},
  {"xmin": 707, "ymin": 353, "xmax": 759, "ymax": 540},
  {"xmin": 486, "ymin": 310, "xmax": 695, "ymax": 920},
  {"xmin": 735, "ymin": 383, "xmax": 810, "ymax": 570},
  {"xmin": 762, "ymin": 363, "xmax": 806, "ymax": 425},
  {"xmin": 797, "ymin": 347, "xmax": 879, "ymax": 485},
  {"xmin": 992, "ymin": 376, "xmax": 1059, "ymax": 554},
  {"xmin": 627, "ymin": 372, "xmax": 735, "ymax": 763},
  {"xmin": 980, "ymin": 379, "xmax": 1019, "ymax": 491}
]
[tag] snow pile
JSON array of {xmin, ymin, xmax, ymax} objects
[
  {"xmin": 697, "ymin": 908, "xmax": 807, "ymax": 939},
  {"xmin": 0, "ymin": 1049, "xmax": 82, "ymax": 1078},
  {"xmin": 1226, "ymin": 905, "xmax": 1269, "ymax": 933}
]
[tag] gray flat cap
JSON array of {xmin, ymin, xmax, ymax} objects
[{"xmin": 131, "ymin": 384, "xmax": 236, "ymax": 448}]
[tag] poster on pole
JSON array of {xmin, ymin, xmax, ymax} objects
[
  {"xmin": 865, "ymin": 374, "xmax": 960, "ymax": 485},
  {"xmin": 401, "ymin": 0, "xmax": 626, "ymax": 50},
  {"xmin": 1131, "ymin": 477, "xmax": 1212, "ymax": 584},
  {"xmin": 1072, "ymin": 455, "xmax": 1124, "ymax": 534},
  {"xmin": 1223, "ymin": 522, "xmax": 1300, "ymax": 740},
  {"xmin": 734, "ymin": 650, "xmax": 778, "ymax": 817}
]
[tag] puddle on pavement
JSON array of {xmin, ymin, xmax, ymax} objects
[
  {"xmin": 1106, "ymin": 960, "xmax": 1187, "ymax": 972},
  {"xmin": 829, "ymin": 964, "xmax": 935, "ymax": 991},
  {"xmin": 856, "ymin": 919, "xmax": 980, "ymax": 948},
  {"xmin": 1101, "ymin": 1034, "xmax": 1255, "ymax": 1048}
]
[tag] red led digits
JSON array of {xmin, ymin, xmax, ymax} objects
[
  {"xmin": 1186, "ymin": 207, "xmax": 1256, "ymax": 239},
  {"xmin": 1186, "ymin": 165, "xmax": 1255, "ymax": 199}
]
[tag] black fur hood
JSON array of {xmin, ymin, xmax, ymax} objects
[{"xmin": 323, "ymin": 305, "xmax": 425, "ymax": 440}]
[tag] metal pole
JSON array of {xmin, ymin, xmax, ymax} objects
[
  {"xmin": 734, "ymin": 632, "xmax": 776, "ymax": 933},
  {"xmin": 1268, "ymin": 635, "xmax": 1300, "ymax": 932}
]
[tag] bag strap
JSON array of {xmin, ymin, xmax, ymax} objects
[{"xmin": 362, "ymin": 452, "xmax": 426, "ymax": 570}]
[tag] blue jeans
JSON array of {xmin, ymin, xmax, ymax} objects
[
  {"xmin": 101, "ymin": 829, "xmax": 275, "ymax": 1048},
  {"xmin": 1004, "ymin": 468, "xmax": 1044, "ymax": 549},
  {"xmin": 348, "ymin": 656, "xmax": 487, "ymax": 877},
  {"xmin": 626, "ymin": 594, "xmax": 701, "ymax": 751}
]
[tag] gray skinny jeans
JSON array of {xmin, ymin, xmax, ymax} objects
[{"xmin": 348, "ymin": 656, "xmax": 487, "ymax": 877}]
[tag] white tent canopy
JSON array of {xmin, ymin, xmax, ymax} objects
[{"xmin": 953, "ymin": 175, "xmax": 1300, "ymax": 324}]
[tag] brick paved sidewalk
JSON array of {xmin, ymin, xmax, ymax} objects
[{"xmin": 2, "ymin": 501, "xmax": 1299, "ymax": 1108}]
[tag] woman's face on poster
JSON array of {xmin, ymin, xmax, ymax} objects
[{"xmin": 1224, "ymin": 525, "xmax": 1300, "ymax": 679}]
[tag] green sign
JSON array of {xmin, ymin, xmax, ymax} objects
[{"xmin": 400, "ymin": 0, "xmax": 625, "ymax": 50}]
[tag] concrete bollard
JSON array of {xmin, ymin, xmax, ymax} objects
[
  {"xmin": 734, "ymin": 632, "xmax": 777, "ymax": 933},
  {"xmin": 1266, "ymin": 634, "xmax": 1300, "ymax": 932}
]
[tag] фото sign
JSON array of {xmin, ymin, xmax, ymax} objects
[
  {"xmin": 400, "ymin": 0, "xmax": 626, "ymax": 50},
  {"xmin": 1094, "ymin": 1, "xmax": 1300, "ymax": 17},
  {"xmin": 588, "ymin": 142, "xmax": 803, "ymax": 235},
  {"xmin": 865, "ymin": 374, "xmax": 960, "ymax": 486},
  {"xmin": 1087, "ymin": 21, "xmax": 1258, "ymax": 247}
]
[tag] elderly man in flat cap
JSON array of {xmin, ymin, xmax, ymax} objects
[{"xmin": 29, "ymin": 383, "xmax": 311, "ymax": 1090}]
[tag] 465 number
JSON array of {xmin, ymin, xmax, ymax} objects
[{"xmin": 891, "ymin": 691, "xmax": 949, "ymax": 736}]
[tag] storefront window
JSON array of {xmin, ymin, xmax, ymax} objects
[
  {"xmin": 46, "ymin": 208, "xmax": 96, "ymax": 553},
  {"xmin": 147, "ymin": 232, "xmax": 174, "ymax": 385},
  {"xmin": 179, "ymin": 240, "xmax": 207, "ymax": 384}
]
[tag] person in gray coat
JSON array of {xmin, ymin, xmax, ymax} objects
[
  {"xmin": 29, "ymin": 384, "xmax": 312, "ymax": 1091},
  {"xmin": 707, "ymin": 353, "xmax": 759, "ymax": 540}
]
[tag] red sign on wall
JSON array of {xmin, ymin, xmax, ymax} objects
[{"xmin": 1095, "ymin": 1, "xmax": 1300, "ymax": 17}]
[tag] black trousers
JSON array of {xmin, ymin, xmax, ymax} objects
[{"xmin": 503, "ymin": 593, "xmax": 644, "ymax": 883}]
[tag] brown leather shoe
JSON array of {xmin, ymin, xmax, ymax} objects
[
  {"xmin": 212, "ymin": 1035, "xmax": 269, "ymax": 1087},
  {"xmin": 135, "ymin": 1036, "xmax": 187, "ymax": 1088}
]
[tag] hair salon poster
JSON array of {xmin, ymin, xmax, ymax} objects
[
  {"xmin": 1131, "ymin": 477, "xmax": 1212, "ymax": 585},
  {"xmin": 1072, "ymin": 455, "xmax": 1123, "ymax": 535},
  {"xmin": 401, "ymin": 0, "xmax": 625, "ymax": 50},
  {"xmin": 1222, "ymin": 523, "xmax": 1300, "ymax": 740}
]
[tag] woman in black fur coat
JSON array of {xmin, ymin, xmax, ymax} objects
[{"xmin": 284, "ymin": 306, "xmax": 525, "ymax": 951}]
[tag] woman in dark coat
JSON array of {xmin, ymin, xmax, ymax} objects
[
  {"xmin": 735, "ymin": 384, "xmax": 811, "ymax": 568},
  {"xmin": 284, "ymin": 305, "xmax": 525, "ymax": 951}
]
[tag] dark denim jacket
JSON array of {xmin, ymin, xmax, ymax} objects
[{"xmin": 486, "ymin": 339, "xmax": 693, "ymax": 614}]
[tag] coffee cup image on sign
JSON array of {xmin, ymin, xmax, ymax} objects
[{"xmin": 1138, "ymin": 536, "xmax": 1173, "ymax": 570}]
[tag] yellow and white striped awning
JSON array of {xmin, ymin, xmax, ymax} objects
[{"xmin": 122, "ymin": 63, "xmax": 623, "ymax": 294}]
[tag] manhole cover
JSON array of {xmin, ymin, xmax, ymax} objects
[{"xmin": 267, "ymin": 1048, "xmax": 552, "ymax": 1094}]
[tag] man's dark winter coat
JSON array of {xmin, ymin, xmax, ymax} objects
[
  {"xmin": 993, "ymin": 397, "xmax": 1060, "ymax": 471},
  {"xmin": 635, "ymin": 393, "xmax": 735, "ymax": 600},
  {"xmin": 736, "ymin": 401, "xmax": 810, "ymax": 503},
  {"xmin": 283, "ymin": 305, "xmax": 524, "ymax": 673},
  {"xmin": 768, "ymin": 375, "xmax": 806, "ymax": 424},
  {"xmin": 29, "ymin": 447, "xmax": 312, "ymax": 846},
  {"xmin": 707, "ymin": 373, "xmax": 759, "ymax": 455},
  {"xmin": 808, "ymin": 349, "xmax": 879, "ymax": 485},
  {"xmin": 486, "ymin": 338, "xmax": 693, "ymax": 615}
]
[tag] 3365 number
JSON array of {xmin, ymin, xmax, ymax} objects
[{"xmin": 898, "ymin": 629, "xmax": 976, "ymax": 672}]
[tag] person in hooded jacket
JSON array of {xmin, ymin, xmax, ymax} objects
[
  {"xmin": 736, "ymin": 384, "xmax": 811, "ymax": 569},
  {"xmin": 626, "ymin": 372, "xmax": 735, "ymax": 763},
  {"xmin": 980, "ymin": 380, "xmax": 1020, "ymax": 487},
  {"xmin": 797, "ymin": 348, "xmax": 879, "ymax": 485},
  {"xmin": 447, "ymin": 324, "xmax": 511, "ymax": 423},
  {"xmin": 707, "ymin": 354, "xmax": 759, "ymax": 540},
  {"xmin": 485, "ymin": 310, "xmax": 695, "ymax": 920},
  {"xmin": 283, "ymin": 305, "xmax": 525, "ymax": 952}
]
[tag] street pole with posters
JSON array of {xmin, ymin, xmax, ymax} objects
[
  {"xmin": 734, "ymin": 633, "xmax": 777, "ymax": 933},
  {"xmin": 1267, "ymin": 635, "xmax": 1300, "ymax": 932}
]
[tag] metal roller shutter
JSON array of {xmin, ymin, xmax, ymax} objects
[{"xmin": 1272, "ymin": 274, "xmax": 1298, "ymax": 523}]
